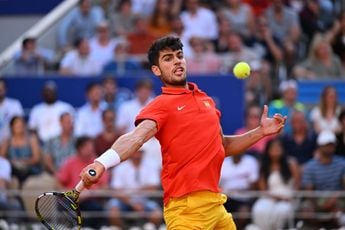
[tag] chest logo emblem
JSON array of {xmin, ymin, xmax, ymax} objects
[
  {"xmin": 177, "ymin": 105, "xmax": 186, "ymax": 111},
  {"xmin": 203, "ymin": 101, "xmax": 211, "ymax": 108}
]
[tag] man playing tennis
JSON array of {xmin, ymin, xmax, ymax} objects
[{"xmin": 80, "ymin": 36, "xmax": 286, "ymax": 229}]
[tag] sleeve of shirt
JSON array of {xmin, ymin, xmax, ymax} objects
[{"xmin": 135, "ymin": 97, "xmax": 167, "ymax": 131}]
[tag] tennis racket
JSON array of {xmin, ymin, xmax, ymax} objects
[{"xmin": 35, "ymin": 169, "xmax": 96, "ymax": 230}]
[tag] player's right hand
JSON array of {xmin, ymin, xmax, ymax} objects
[{"xmin": 80, "ymin": 161, "xmax": 105, "ymax": 188}]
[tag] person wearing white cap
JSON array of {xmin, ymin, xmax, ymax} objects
[{"xmin": 300, "ymin": 130, "xmax": 345, "ymax": 228}]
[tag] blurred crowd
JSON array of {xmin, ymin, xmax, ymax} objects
[{"xmin": 1, "ymin": 0, "xmax": 345, "ymax": 229}]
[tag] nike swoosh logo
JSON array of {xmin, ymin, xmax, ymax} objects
[{"xmin": 177, "ymin": 105, "xmax": 186, "ymax": 111}]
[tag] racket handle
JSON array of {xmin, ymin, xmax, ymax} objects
[{"xmin": 75, "ymin": 169, "xmax": 97, "ymax": 193}]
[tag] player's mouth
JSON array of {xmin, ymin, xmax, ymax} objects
[{"xmin": 174, "ymin": 67, "xmax": 184, "ymax": 76}]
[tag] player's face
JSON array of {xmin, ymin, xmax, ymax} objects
[{"xmin": 152, "ymin": 49, "xmax": 187, "ymax": 87}]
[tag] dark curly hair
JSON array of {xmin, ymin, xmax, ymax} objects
[{"xmin": 147, "ymin": 36, "xmax": 183, "ymax": 67}]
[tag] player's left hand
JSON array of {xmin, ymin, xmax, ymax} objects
[{"xmin": 260, "ymin": 105, "xmax": 286, "ymax": 136}]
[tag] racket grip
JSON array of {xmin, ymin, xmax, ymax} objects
[
  {"xmin": 75, "ymin": 169, "xmax": 97, "ymax": 193},
  {"xmin": 75, "ymin": 181, "xmax": 85, "ymax": 192}
]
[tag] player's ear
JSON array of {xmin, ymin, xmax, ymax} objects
[{"xmin": 151, "ymin": 65, "xmax": 161, "ymax": 76}]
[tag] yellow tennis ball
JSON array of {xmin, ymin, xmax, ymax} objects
[{"xmin": 233, "ymin": 62, "xmax": 251, "ymax": 79}]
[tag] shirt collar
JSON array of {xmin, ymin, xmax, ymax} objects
[{"xmin": 161, "ymin": 82, "xmax": 200, "ymax": 95}]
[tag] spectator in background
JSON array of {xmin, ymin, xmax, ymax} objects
[
  {"xmin": 235, "ymin": 104, "xmax": 273, "ymax": 157},
  {"xmin": 94, "ymin": 109, "xmax": 121, "ymax": 156},
  {"xmin": 101, "ymin": 76, "xmax": 132, "ymax": 113},
  {"xmin": 0, "ymin": 156, "xmax": 22, "ymax": 223},
  {"xmin": 116, "ymin": 78, "xmax": 162, "ymax": 170},
  {"xmin": 127, "ymin": 16, "xmax": 158, "ymax": 55},
  {"xmin": 107, "ymin": 148, "xmax": 162, "ymax": 228},
  {"xmin": 108, "ymin": 0, "xmax": 136, "ymax": 37},
  {"xmin": 180, "ymin": 0, "xmax": 218, "ymax": 41},
  {"xmin": 221, "ymin": 32, "xmax": 260, "ymax": 74},
  {"xmin": 245, "ymin": 60, "xmax": 273, "ymax": 106},
  {"xmin": 243, "ymin": 0, "xmax": 270, "ymax": 17},
  {"xmin": 102, "ymin": 39, "xmax": 143, "ymax": 76},
  {"xmin": 130, "ymin": 0, "xmax": 157, "ymax": 17},
  {"xmin": 252, "ymin": 138, "xmax": 300, "ymax": 230},
  {"xmin": 186, "ymin": 37, "xmax": 222, "ymax": 74},
  {"xmin": 300, "ymin": 130, "xmax": 345, "ymax": 228},
  {"xmin": 57, "ymin": 136, "xmax": 109, "ymax": 229},
  {"xmin": 28, "ymin": 81, "xmax": 74, "ymax": 143},
  {"xmin": 13, "ymin": 37, "xmax": 55, "ymax": 75},
  {"xmin": 220, "ymin": 153, "xmax": 259, "ymax": 229},
  {"xmin": 117, "ymin": 79, "xmax": 154, "ymax": 133},
  {"xmin": 250, "ymin": 15, "xmax": 283, "ymax": 73},
  {"xmin": 265, "ymin": 0, "xmax": 301, "ymax": 72},
  {"xmin": 335, "ymin": 108, "xmax": 345, "ymax": 157},
  {"xmin": 213, "ymin": 15, "xmax": 232, "ymax": 53},
  {"xmin": 0, "ymin": 79, "xmax": 24, "ymax": 143},
  {"xmin": 293, "ymin": 33, "xmax": 345, "ymax": 80},
  {"xmin": 59, "ymin": 38, "xmax": 103, "ymax": 76},
  {"xmin": 268, "ymin": 79, "xmax": 305, "ymax": 135},
  {"xmin": 299, "ymin": 0, "xmax": 331, "ymax": 51},
  {"xmin": 0, "ymin": 116, "xmax": 41, "ymax": 187},
  {"xmin": 43, "ymin": 112, "xmax": 75, "ymax": 175},
  {"xmin": 75, "ymin": 82, "xmax": 106, "ymax": 138},
  {"xmin": 310, "ymin": 86, "xmax": 341, "ymax": 134},
  {"xmin": 281, "ymin": 110, "xmax": 317, "ymax": 165},
  {"xmin": 218, "ymin": 0, "xmax": 255, "ymax": 43},
  {"xmin": 89, "ymin": 21, "xmax": 120, "ymax": 68},
  {"xmin": 330, "ymin": 11, "xmax": 345, "ymax": 68},
  {"xmin": 57, "ymin": 0, "xmax": 105, "ymax": 50},
  {"xmin": 168, "ymin": 15, "xmax": 192, "ymax": 58},
  {"xmin": 147, "ymin": 0, "xmax": 173, "ymax": 37}
]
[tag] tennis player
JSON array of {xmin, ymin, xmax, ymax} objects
[{"xmin": 80, "ymin": 36, "xmax": 286, "ymax": 229}]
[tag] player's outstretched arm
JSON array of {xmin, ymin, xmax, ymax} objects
[
  {"xmin": 222, "ymin": 105, "xmax": 286, "ymax": 156},
  {"xmin": 80, "ymin": 119, "xmax": 158, "ymax": 188}
]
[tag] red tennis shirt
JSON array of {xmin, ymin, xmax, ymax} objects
[{"xmin": 135, "ymin": 82, "xmax": 225, "ymax": 204}]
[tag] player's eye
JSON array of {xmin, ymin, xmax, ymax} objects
[
  {"xmin": 163, "ymin": 56, "xmax": 172, "ymax": 61},
  {"xmin": 177, "ymin": 52, "xmax": 184, "ymax": 59}
]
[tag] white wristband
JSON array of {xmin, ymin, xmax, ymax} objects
[{"xmin": 95, "ymin": 149, "xmax": 121, "ymax": 170}]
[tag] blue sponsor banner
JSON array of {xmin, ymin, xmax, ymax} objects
[{"xmin": 0, "ymin": 0, "xmax": 62, "ymax": 15}]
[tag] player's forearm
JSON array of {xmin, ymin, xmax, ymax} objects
[
  {"xmin": 223, "ymin": 126, "xmax": 264, "ymax": 156},
  {"xmin": 110, "ymin": 131, "xmax": 148, "ymax": 161},
  {"xmin": 95, "ymin": 120, "xmax": 157, "ymax": 169}
]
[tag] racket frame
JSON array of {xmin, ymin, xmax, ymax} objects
[{"xmin": 35, "ymin": 190, "xmax": 82, "ymax": 230}]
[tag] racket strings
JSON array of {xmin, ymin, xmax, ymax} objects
[{"xmin": 37, "ymin": 195, "xmax": 79, "ymax": 229}]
